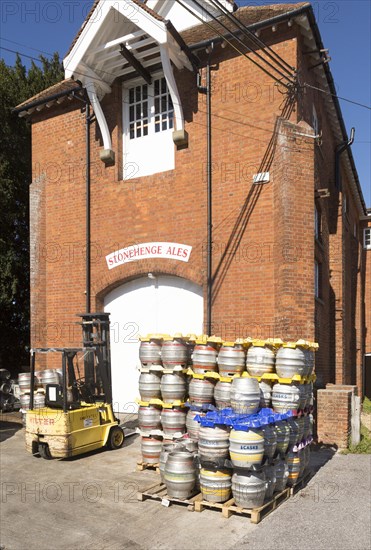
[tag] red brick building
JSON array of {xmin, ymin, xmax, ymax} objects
[{"xmin": 15, "ymin": 1, "xmax": 369, "ymax": 419}]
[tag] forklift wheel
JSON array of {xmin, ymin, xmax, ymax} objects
[
  {"xmin": 107, "ymin": 426, "xmax": 125, "ymax": 450},
  {"xmin": 38, "ymin": 443, "xmax": 52, "ymax": 460}
]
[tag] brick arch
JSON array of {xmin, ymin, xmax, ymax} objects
[{"xmin": 93, "ymin": 259, "xmax": 204, "ymax": 310}]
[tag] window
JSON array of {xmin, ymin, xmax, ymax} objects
[
  {"xmin": 343, "ymin": 193, "xmax": 347, "ymax": 214},
  {"xmin": 312, "ymin": 104, "xmax": 319, "ymax": 135},
  {"xmin": 315, "ymin": 204, "xmax": 321, "ymax": 240},
  {"xmin": 364, "ymin": 228, "xmax": 371, "ymax": 250},
  {"xmin": 129, "ymin": 84, "xmax": 149, "ymax": 139},
  {"xmin": 154, "ymin": 78, "xmax": 174, "ymax": 133},
  {"xmin": 128, "ymin": 77, "xmax": 173, "ymax": 140},
  {"xmin": 123, "ymin": 76, "xmax": 175, "ymax": 179},
  {"xmin": 315, "ymin": 260, "xmax": 322, "ymax": 299}
]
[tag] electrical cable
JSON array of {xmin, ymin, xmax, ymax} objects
[
  {"xmin": 303, "ymin": 83, "xmax": 371, "ymax": 111},
  {"xmin": 0, "ymin": 46, "xmax": 49, "ymax": 64},
  {"xmin": 175, "ymin": 0, "xmax": 291, "ymax": 89},
  {"xmin": 189, "ymin": 0, "xmax": 294, "ymax": 84},
  {"xmin": 0, "ymin": 37, "xmax": 53, "ymax": 57},
  {"xmin": 209, "ymin": 0, "xmax": 295, "ymax": 75}
]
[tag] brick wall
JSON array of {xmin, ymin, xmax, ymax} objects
[
  {"xmin": 296, "ymin": 32, "xmax": 366, "ymax": 391},
  {"xmin": 317, "ymin": 384, "xmax": 357, "ymax": 448},
  {"xmin": 28, "ymin": 23, "xmax": 365, "ymax": 397},
  {"xmin": 364, "ymin": 219, "xmax": 371, "ymax": 355}
]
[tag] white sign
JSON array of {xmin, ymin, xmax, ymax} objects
[{"xmin": 106, "ymin": 242, "xmax": 192, "ymax": 270}]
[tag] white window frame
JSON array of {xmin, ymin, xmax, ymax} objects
[
  {"xmin": 122, "ymin": 73, "xmax": 175, "ymax": 180},
  {"xmin": 127, "ymin": 76, "xmax": 174, "ymax": 140},
  {"xmin": 364, "ymin": 228, "xmax": 371, "ymax": 250}
]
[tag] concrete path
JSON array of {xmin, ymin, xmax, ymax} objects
[{"xmin": 0, "ymin": 414, "xmax": 370, "ymax": 550}]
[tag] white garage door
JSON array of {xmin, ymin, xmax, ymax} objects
[{"xmin": 104, "ymin": 275, "xmax": 204, "ymax": 413}]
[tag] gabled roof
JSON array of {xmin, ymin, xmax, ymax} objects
[
  {"xmin": 65, "ymin": 0, "xmax": 166, "ymax": 58},
  {"xmin": 12, "ymin": 2, "xmax": 367, "ymax": 214},
  {"xmin": 181, "ymin": 3, "xmax": 309, "ymax": 46},
  {"xmin": 16, "ymin": 3, "xmax": 306, "ymax": 111}
]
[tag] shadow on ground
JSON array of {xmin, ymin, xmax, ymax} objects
[
  {"xmin": 310, "ymin": 442, "xmax": 338, "ymax": 473},
  {"xmin": 0, "ymin": 421, "xmax": 23, "ymax": 443}
]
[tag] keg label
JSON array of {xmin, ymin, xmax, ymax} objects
[{"xmin": 106, "ymin": 242, "xmax": 192, "ymax": 269}]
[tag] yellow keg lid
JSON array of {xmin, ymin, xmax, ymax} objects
[
  {"xmin": 139, "ymin": 336, "xmax": 150, "ymax": 342},
  {"xmin": 296, "ymin": 339, "xmax": 310, "ymax": 348},
  {"xmin": 222, "ymin": 341, "xmax": 235, "ymax": 347},
  {"xmin": 283, "ymin": 341, "xmax": 297, "ymax": 348},
  {"xmin": 266, "ymin": 338, "xmax": 284, "ymax": 348},
  {"xmin": 252, "ymin": 339, "xmax": 267, "ymax": 347},
  {"xmin": 207, "ymin": 335, "xmax": 223, "ymax": 344},
  {"xmin": 196, "ymin": 334, "xmax": 208, "ymax": 344},
  {"xmin": 200, "ymin": 469, "xmax": 231, "ymax": 478},
  {"xmin": 162, "ymin": 334, "xmax": 174, "ymax": 341},
  {"xmin": 147, "ymin": 333, "xmax": 164, "ymax": 340}
]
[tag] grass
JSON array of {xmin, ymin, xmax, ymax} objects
[
  {"xmin": 342, "ymin": 397, "xmax": 371, "ymax": 454},
  {"xmin": 362, "ymin": 396, "xmax": 371, "ymax": 414}
]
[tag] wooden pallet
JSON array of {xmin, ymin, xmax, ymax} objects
[
  {"xmin": 136, "ymin": 461, "xmax": 160, "ymax": 473},
  {"xmin": 137, "ymin": 481, "xmax": 200, "ymax": 510},
  {"xmin": 289, "ymin": 470, "xmax": 313, "ymax": 496},
  {"xmin": 194, "ymin": 487, "xmax": 290, "ymax": 523}
]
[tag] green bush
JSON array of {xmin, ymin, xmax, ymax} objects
[
  {"xmin": 362, "ymin": 396, "xmax": 371, "ymax": 414},
  {"xmin": 342, "ymin": 423, "xmax": 371, "ymax": 454}
]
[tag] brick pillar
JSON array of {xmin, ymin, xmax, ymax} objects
[
  {"xmin": 316, "ymin": 385, "xmax": 357, "ymax": 448},
  {"xmin": 273, "ymin": 119, "xmax": 315, "ymax": 340},
  {"xmin": 30, "ymin": 174, "xmax": 46, "ymax": 351}
]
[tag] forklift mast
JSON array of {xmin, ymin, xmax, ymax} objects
[{"xmin": 77, "ymin": 313, "xmax": 113, "ymax": 404}]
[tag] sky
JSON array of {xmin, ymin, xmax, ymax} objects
[{"xmin": 0, "ymin": 0, "xmax": 370, "ymax": 206}]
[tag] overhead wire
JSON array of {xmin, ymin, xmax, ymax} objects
[
  {"xmin": 2, "ymin": 7, "xmax": 370, "ymax": 114},
  {"xmin": 0, "ymin": 46, "xmax": 49, "ymax": 64},
  {"xmin": 175, "ymin": 0, "xmax": 292, "ymax": 89},
  {"xmin": 303, "ymin": 82, "xmax": 371, "ymax": 111},
  {"xmin": 188, "ymin": 0, "xmax": 294, "ymax": 84},
  {"xmin": 0, "ymin": 37, "xmax": 53, "ymax": 57},
  {"xmin": 209, "ymin": 0, "xmax": 295, "ymax": 75}
]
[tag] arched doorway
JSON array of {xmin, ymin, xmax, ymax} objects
[{"xmin": 104, "ymin": 275, "xmax": 204, "ymax": 412}]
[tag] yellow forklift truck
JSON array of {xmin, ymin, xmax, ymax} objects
[{"xmin": 25, "ymin": 313, "xmax": 124, "ymax": 459}]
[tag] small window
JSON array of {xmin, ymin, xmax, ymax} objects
[
  {"xmin": 127, "ymin": 77, "xmax": 173, "ymax": 140},
  {"xmin": 123, "ymin": 75, "xmax": 175, "ymax": 179},
  {"xmin": 312, "ymin": 104, "xmax": 319, "ymax": 135},
  {"xmin": 315, "ymin": 204, "xmax": 321, "ymax": 240},
  {"xmin": 154, "ymin": 77, "xmax": 174, "ymax": 133},
  {"xmin": 364, "ymin": 228, "xmax": 371, "ymax": 250},
  {"xmin": 343, "ymin": 194, "xmax": 347, "ymax": 214},
  {"xmin": 129, "ymin": 84, "xmax": 149, "ymax": 140},
  {"xmin": 315, "ymin": 260, "xmax": 322, "ymax": 299}
]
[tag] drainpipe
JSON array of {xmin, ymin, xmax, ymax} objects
[
  {"xmin": 335, "ymin": 127, "xmax": 355, "ymax": 190},
  {"xmin": 335, "ymin": 127, "xmax": 354, "ymax": 383},
  {"xmin": 198, "ymin": 45, "xmax": 214, "ymax": 335},
  {"xmin": 86, "ymin": 103, "xmax": 94, "ymax": 313}
]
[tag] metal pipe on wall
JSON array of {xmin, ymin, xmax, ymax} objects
[
  {"xmin": 198, "ymin": 46, "xmax": 214, "ymax": 335},
  {"xmin": 206, "ymin": 56, "xmax": 213, "ymax": 336},
  {"xmin": 86, "ymin": 103, "xmax": 91, "ymax": 313}
]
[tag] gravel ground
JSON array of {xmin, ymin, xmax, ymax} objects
[{"xmin": 0, "ymin": 413, "xmax": 370, "ymax": 550}]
